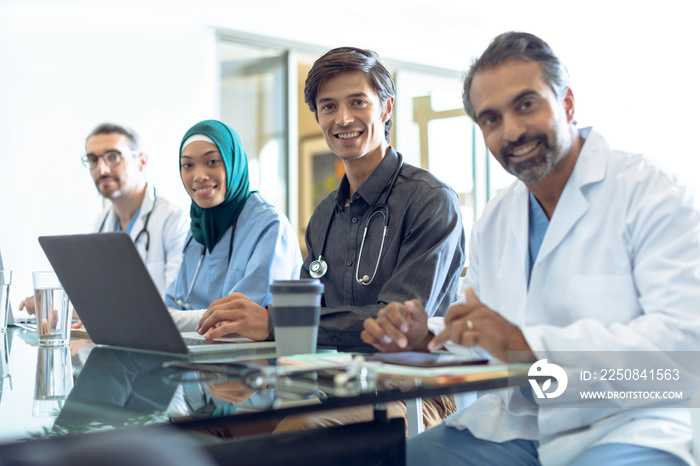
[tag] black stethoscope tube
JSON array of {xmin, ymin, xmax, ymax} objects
[
  {"xmin": 309, "ymin": 153, "xmax": 403, "ymax": 286},
  {"xmin": 174, "ymin": 222, "xmax": 237, "ymax": 310}
]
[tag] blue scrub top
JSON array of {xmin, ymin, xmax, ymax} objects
[
  {"xmin": 527, "ymin": 191, "xmax": 549, "ymax": 286},
  {"xmin": 165, "ymin": 193, "xmax": 302, "ymax": 310}
]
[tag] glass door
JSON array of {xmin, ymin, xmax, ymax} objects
[{"xmin": 219, "ymin": 40, "xmax": 292, "ymax": 225}]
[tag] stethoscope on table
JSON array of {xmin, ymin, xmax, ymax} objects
[
  {"xmin": 309, "ymin": 154, "xmax": 403, "ymax": 286},
  {"xmin": 98, "ymin": 188, "xmax": 156, "ymax": 258},
  {"xmin": 174, "ymin": 223, "xmax": 237, "ymax": 310}
]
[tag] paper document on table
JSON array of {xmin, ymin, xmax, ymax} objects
[{"xmin": 278, "ymin": 352, "xmax": 526, "ymax": 384}]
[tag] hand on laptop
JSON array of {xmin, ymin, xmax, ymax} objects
[
  {"xmin": 19, "ymin": 296, "xmax": 36, "ymax": 315},
  {"xmin": 197, "ymin": 292, "xmax": 271, "ymax": 342},
  {"xmin": 63, "ymin": 308, "xmax": 83, "ymax": 329},
  {"xmin": 22, "ymin": 297, "xmax": 83, "ymax": 329}
]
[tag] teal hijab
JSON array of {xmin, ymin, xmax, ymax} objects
[{"xmin": 180, "ymin": 120, "xmax": 251, "ymax": 253}]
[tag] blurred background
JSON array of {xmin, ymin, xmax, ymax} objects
[{"xmin": 1, "ymin": 0, "xmax": 697, "ymax": 315}]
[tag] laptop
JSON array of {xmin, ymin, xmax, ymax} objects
[{"xmin": 38, "ymin": 232, "xmax": 276, "ymax": 357}]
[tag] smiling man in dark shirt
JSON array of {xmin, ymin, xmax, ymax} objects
[
  {"xmin": 198, "ymin": 47, "xmax": 465, "ymax": 353},
  {"xmin": 195, "ymin": 47, "xmax": 465, "ymax": 434},
  {"xmin": 302, "ymin": 47, "xmax": 465, "ymax": 350}
]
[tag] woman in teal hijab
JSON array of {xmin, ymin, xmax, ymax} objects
[{"xmin": 165, "ymin": 120, "xmax": 302, "ymax": 331}]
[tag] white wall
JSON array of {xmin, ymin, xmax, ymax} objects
[
  {"xmin": 0, "ymin": 1, "xmax": 219, "ymax": 303},
  {"xmin": 1, "ymin": 0, "xmax": 698, "ymax": 314}
]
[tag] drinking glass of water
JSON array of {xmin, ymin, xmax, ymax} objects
[
  {"xmin": 32, "ymin": 271, "xmax": 71, "ymax": 346},
  {"xmin": 0, "ymin": 270, "xmax": 11, "ymax": 332}
]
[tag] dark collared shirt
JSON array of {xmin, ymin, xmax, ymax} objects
[{"xmin": 302, "ymin": 147, "xmax": 466, "ymax": 351}]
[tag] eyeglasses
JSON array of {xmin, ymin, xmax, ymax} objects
[{"xmin": 81, "ymin": 150, "xmax": 132, "ymax": 169}]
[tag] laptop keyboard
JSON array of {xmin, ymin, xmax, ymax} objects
[{"xmin": 182, "ymin": 338, "xmax": 232, "ymax": 346}]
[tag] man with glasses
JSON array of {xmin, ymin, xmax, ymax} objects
[{"xmin": 20, "ymin": 123, "xmax": 188, "ymax": 315}]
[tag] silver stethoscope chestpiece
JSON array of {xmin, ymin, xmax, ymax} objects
[
  {"xmin": 309, "ymin": 154, "xmax": 403, "ymax": 287},
  {"xmin": 309, "ymin": 255, "xmax": 328, "ymax": 279}
]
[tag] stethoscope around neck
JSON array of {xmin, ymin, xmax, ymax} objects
[
  {"xmin": 309, "ymin": 154, "xmax": 403, "ymax": 286},
  {"xmin": 98, "ymin": 187, "xmax": 156, "ymax": 259},
  {"xmin": 174, "ymin": 223, "xmax": 237, "ymax": 310}
]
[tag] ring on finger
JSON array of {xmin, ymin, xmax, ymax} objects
[{"xmin": 466, "ymin": 319, "xmax": 474, "ymax": 331}]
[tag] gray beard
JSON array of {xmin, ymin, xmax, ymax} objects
[{"xmin": 507, "ymin": 151, "xmax": 556, "ymax": 184}]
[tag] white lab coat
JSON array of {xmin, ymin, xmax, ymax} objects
[
  {"xmin": 430, "ymin": 128, "xmax": 700, "ymax": 465},
  {"xmin": 93, "ymin": 184, "xmax": 189, "ymax": 296}
]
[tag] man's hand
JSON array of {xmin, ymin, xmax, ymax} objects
[
  {"xmin": 20, "ymin": 298, "xmax": 81, "ymax": 329},
  {"xmin": 361, "ymin": 299, "xmax": 431, "ymax": 352},
  {"xmin": 19, "ymin": 296, "xmax": 36, "ymax": 315},
  {"xmin": 196, "ymin": 293, "xmax": 270, "ymax": 341},
  {"xmin": 429, "ymin": 287, "xmax": 533, "ymax": 361}
]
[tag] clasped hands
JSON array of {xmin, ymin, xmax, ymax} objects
[{"xmin": 361, "ymin": 287, "xmax": 533, "ymax": 361}]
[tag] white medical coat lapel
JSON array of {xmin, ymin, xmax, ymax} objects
[
  {"xmin": 525, "ymin": 134, "xmax": 607, "ymax": 325},
  {"xmin": 455, "ymin": 128, "xmax": 698, "ymax": 466}
]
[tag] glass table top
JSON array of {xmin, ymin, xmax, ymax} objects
[{"xmin": 0, "ymin": 326, "xmax": 526, "ymax": 444}]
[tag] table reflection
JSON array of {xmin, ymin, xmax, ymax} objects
[
  {"xmin": 0, "ymin": 331, "xmax": 11, "ymax": 393},
  {"xmin": 166, "ymin": 357, "xmax": 384, "ymax": 421},
  {"xmin": 33, "ymin": 345, "xmax": 73, "ymax": 417},
  {"xmin": 29, "ymin": 346, "xmax": 381, "ymax": 438},
  {"xmin": 51, "ymin": 347, "xmax": 178, "ymax": 435},
  {"xmin": 167, "ymin": 362, "xmax": 275, "ymax": 421}
]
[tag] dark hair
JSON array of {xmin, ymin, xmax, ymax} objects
[
  {"xmin": 85, "ymin": 123, "xmax": 141, "ymax": 152},
  {"xmin": 463, "ymin": 32, "xmax": 570, "ymax": 122},
  {"xmin": 304, "ymin": 47, "xmax": 395, "ymax": 143}
]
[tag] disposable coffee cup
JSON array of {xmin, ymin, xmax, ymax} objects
[
  {"xmin": 269, "ymin": 279, "xmax": 324, "ymax": 357},
  {"xmin": 269, "ymin": 279, "xmax": 324, "ymax": 307}
]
